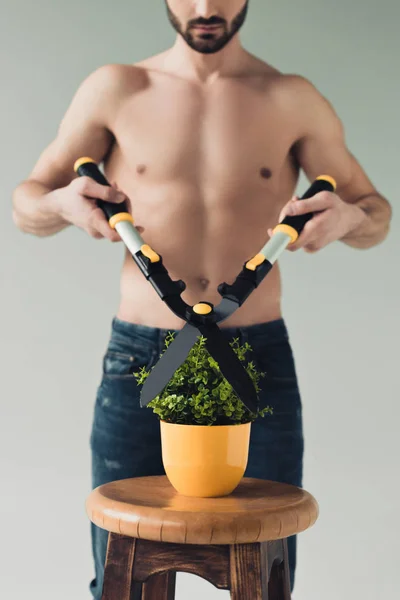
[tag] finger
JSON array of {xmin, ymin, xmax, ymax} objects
[
  {"xmin": 286, "ymin": 220, "xmax": 319, "ymax": 252},
  {"xmin": 112, "ymin": 181, "xmax": 123, "ymax": 195},
  {"xmin": 79, "ymin": 178, "xmax": 127, "ymax": 204},
  {"xmin": 303, "ymin": 244, "xmax": 321, "ymax": 254},
  {"xmin": 102, "ymin": 224, "xmax": 121, "ymax": 243},
  {"xmin": 287, "ymin": 211, "xmax": 330, "ymax": 251},
  {"xmin": 112, "ymin": 181, "xmax": 133, "ymax": 215},
  {"xmin": 110, "ymin": 230, "xmax": 122, "ymax": 243},
  {"xmin": 87, "ymin": 228, "xmax": 104, "ymax": 240},
  {"xmin": 97, "ymin": 184, "xmax": 127, "ymax": 204},
  {"xmin": 88, "ymin": 199, "xmax": 123, "ymax": 242},
  {"xmin": 89, "ymin": 208, "xmax": 118, "ymax": 241},
  {"xmin": 284, "ymin": 192, "xmax": 334, "ymax": 218},
  {"xmin": 102, "ymin": 225, "xmax": 122, "ymax": 242},
  {"xmin": 303, "ymin": 229, "xmax": 334, "ymax": 253},
  {"xmin": 278, "ymin": 196, "xmax": 298, "ymax": 222}
]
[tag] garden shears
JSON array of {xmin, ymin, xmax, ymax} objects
[{"xmin": 74, "ymin": 157, "xmax": 336, "ymax": 413}]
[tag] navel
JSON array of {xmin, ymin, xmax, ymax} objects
[
  {"xmin": 260, "ymin": 167, "xmax": 272, "ymax": 179},
  {"xmin": 198, "ymin": 278, "xmax": 210, "ymax": 290}
]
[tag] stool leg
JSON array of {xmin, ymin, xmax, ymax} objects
[
  {"xmin": 230, "ymin": 543, "xmax": 268, "ymax": 599},
  {"xmin": 142, "ymin": 572, "xmax": 176, "ymax": 600},
  {"xmin": 101, "ymin": 533, "xmax": 140, "ymax": 600},
  {"xmin": 267, "ymin": 540, "xmax": 291, "ymax": 600}
]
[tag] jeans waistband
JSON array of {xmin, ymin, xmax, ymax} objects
[{"xmin": 110, "ymin": 316, "xmax": 290, "ymax": 353}]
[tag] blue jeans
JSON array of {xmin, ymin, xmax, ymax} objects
[{"xmin": 89, "ymin": 317, "xmax": 304, "ymax": 598}]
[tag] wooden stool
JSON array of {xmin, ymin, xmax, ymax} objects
[{"xmin": 86, "ymin": 476, "xmax": 318, "ymax": 599}]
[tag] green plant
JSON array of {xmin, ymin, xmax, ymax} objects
[{"xmin": 134, "ymin": 333, "xmax": 273, "ymax": 426}]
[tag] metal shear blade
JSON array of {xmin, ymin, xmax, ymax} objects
[
  {"xmin": 140, "ymin": 323, "xmax": 200, "ymax": 407},
  {"xmin": 140, "ymin": 318, "xmax": 259, "ymax": 413}
]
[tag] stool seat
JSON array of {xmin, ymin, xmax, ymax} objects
[{"xmin": 87, "ymin": 475, "xmax": 318, "ymax": 545}]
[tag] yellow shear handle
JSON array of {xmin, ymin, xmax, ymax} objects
[
  {"xmin": 273, "ymin": 174, "xmax": 337, "ymax": 242},
  {"xmin": 73, "ymin": 157, "xmax": 134, "ymax": 228}
]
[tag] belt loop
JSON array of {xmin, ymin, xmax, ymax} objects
[
  {"xmin": 159, "ymin": 330, "xmax": 166, "ymax": 355},
  {"xmin": 157, "ymin": 329, "xmax": 165, "ymax": 354}
]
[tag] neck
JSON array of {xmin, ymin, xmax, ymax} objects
[{"xmin": 163, "ymin": 34, "xmax": 248, "ymax": 83}]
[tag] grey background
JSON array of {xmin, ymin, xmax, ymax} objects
[{"xmin": 1, "ymin": 0, "xmax": 399, "ymax": 598}]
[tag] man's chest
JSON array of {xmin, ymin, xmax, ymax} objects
[{"xmin": 109, "ymin": 77, "xmax": 300, "ymax": 194}]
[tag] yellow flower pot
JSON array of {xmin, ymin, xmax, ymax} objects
[{"xmin": 160, "ymin": 420, "xmax": 251, "ymax": 498}]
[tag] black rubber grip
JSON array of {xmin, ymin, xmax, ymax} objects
[
  {"xmin": 75, "ymin": 161, "xmax": 128, "ymax": 221},
  {"xmin": 280, "ymin": 177, "xmax": 335, "ymax": 235}
]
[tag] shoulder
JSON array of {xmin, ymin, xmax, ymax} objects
[
  {"xmin": 269, "ymin": 73, "xmax": 345, "ymax": 136},
  {"xmin": 69, "ymin": 63, "xmax": 151, "ymax": 130},
  {"xmin": 251, "ymin": 66, "xmax": 323, "ymax": 104},
  {"xmin": 281, "ymin": 74, "xmax": 341, "ymax": 116},
  {"xmin": 264, "ymin": 72, "xmax": 322, "ymax": 103},
  {"xmin": 78, "ymin": 62, "xmax": 151, "ymax": 97}
]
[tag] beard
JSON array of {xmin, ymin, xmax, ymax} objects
[{"xmin": 165, "ymin": 1, "xmax": 249, "ymax": 55}]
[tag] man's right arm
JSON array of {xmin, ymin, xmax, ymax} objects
[{"xmin": 12, "ymin": 64, "xmax": 130, "ymax": 239}]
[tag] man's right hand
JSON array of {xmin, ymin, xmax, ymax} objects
[{"xmin": 51, "ymin": 176, "xmax": 129, "ymax": 242}]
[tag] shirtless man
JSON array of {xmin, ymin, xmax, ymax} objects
[{"xmin": 12, "ymin": 0, "xmax": 391, "ymax": 596}]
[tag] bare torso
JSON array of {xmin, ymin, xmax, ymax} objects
[{"xmin": 102, "ymin": 51, "xmax": 301, "ymax": 329}]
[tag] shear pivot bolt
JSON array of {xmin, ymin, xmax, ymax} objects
[{"xmin": 193, "ymin": 303, "xmax": 213, "ymax": 315}]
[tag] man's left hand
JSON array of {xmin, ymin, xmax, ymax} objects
[{"xmin": 267, "ymin": 191, "xmax": 367, "ymax": 253}]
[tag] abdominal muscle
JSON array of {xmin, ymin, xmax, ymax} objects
[
  {"xmin": 114, "ymin": 180, "xmax": 285, "ymax": 330},
  {"xmin": 117, "ymin": 262, "xmax": 283, "ymax": 330}
]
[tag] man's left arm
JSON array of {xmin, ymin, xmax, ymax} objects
[{"xmin": 278, "ymin": 76, "xmax": 392, "ymax": 252}]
